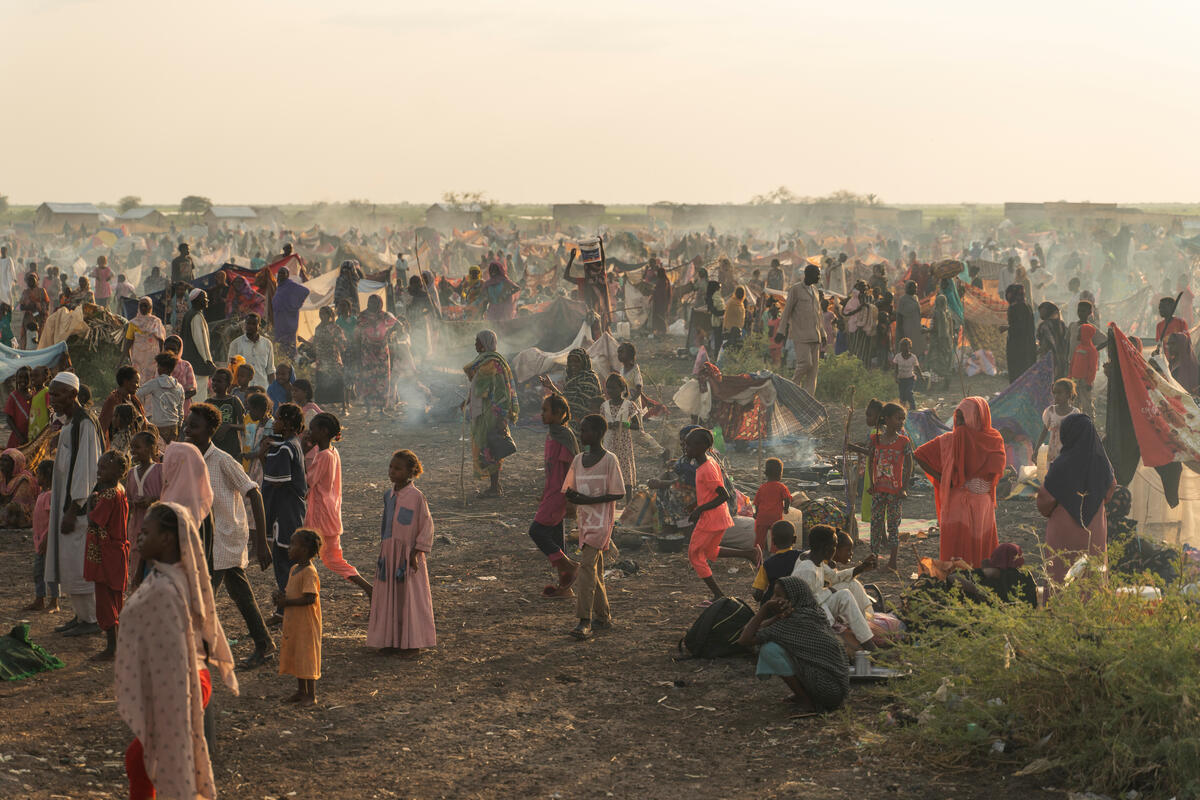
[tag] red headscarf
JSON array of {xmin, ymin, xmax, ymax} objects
[{"xmin": 915, "ymin": 396, "xmax": 1006, "ymax": 511}]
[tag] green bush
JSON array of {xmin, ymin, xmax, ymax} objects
[
  {"xmin": 814, "ymin": 353, "xmax": 897, "ymax": 405},
  {"xmin": 719, "ymin": 332, "xmax": 774, "ymax": 375},
  {"xmin": 870, "ymin": 577, "xmax": 1200, "ymax": 796}
]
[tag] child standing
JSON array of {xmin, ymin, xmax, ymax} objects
[
  {"xmin": 685, "ymin": 427, "xmax": 760, "ymax": 599},
  {"xmin": 84, "ymin": 451, "xmax": 130, "ymax": 661},
  {"xmin": 305, "ymin": 412, "xmax": 373, "ymax": 597},
  {"xmin": 242, "ymin": 392, "xmax": 272, "ymax": 478},
  {"xmin": 124, "ymin": 431, "xmax": 162, "ymax": 580},
  {"xmin": 563, "ymin": 414, "xmax": 625, "ymax": 640},
  {"xmin": 1068, "ymin": 302, "xmax": 1100, "ymax": 419},
  {"xmin": 23, "ymin": 461, "xmax": 58, "ymax": 612},
  {"xmin": 867, "ymin": 402, "xmax": 912, "ymax": 570},
  {"xmin": 209, "ymin": 368, "xmax": 246, "ymax": 461},
  {"xmin": 753, "ymin": 457, "xmax": 792, "ymax": 552},
  {"xmin": 599, "ymin": 373, "xmax": 638, "ymax": 497},
  {"xmin": 274, "ymin": 528, "xmax": 322, "ymax": 705},
  {"xmin": 367, "ymin": 450, "xmax": 436, "ymax": 656},
  {"xmin": 529, "ymin": 394, "xmax": 579, "ymax": 598},
  {"xmin": 136, "ymin": 352, "xmax": 185, "ymax": 443},
  {"xmin": 616, "ymin": 342, "xmax": 666, "ymax": 459},
  {"xmin": 291, "ymin": 379, "xmax": 322, "ymax": 425},
  {"xmin": 260, "ymin": 402, "xmax": 308, "ymax": 624},
  {"xmin": 1034, "ymin": 378, "xmax": 1080, "ymax": 463},
  {"xmin": 891, "ymin": 338, "xmax": 923, "ymax": 411}
]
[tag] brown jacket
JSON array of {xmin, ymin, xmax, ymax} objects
[{"xmin": 780, "ymin": 282, "xmax": 825, "ymax": 344}]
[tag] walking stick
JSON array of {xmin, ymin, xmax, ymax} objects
[
  {"xmin": 842, "ymin": 387, "xmax": 860, "ymax": 542},
  {"xmin": 459, "ymin": 405, "xmax": 469, "ymax": 509}
]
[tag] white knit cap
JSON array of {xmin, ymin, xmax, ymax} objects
[
  {"xmin": 188, "ymin": 288, "xmax": 203, "ymax": 301},
  {"xmin": 50, "ymin": 371, "xmax": 80, "ymax": 390}
]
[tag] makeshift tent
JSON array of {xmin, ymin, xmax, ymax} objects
[
  {"xmin": 295, "ymin": 269, "xmax": 387, "ymax": 342},
  {"xmin": 0, "ymin": 340, "xmax": 69, "ymax": 382},
  {"xmin": 920, "ymin": 283, "xmax": 1009, "ymax": 370},
  {"xmin": 445, "ymin": 297, "xmax": 587, "ymax": 356},
  {"xmin": 511, "ymin": 330, "xmax": 620, "ymax": 385},
  {"xmin": 673, "ymin": 365, "xmax": 827, "ymax": 439},
  {"xmin": 1104, "ymin": 323, "xmax": 1200, "ymax": 507}
]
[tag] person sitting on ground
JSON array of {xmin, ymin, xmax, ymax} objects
[
  {"xmin": 752, "ymin": 520, "xmax": 804, "ymax": 605},
  {"xmin": 791, "ymin": 524, "xmax": 881, "ymax": 655},
  {"xmin": 737, "ymin": 576, "xmax": 850, "ymax": 713}
]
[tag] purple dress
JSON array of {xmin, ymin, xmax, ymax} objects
[{"xmin": 272, "ymin": 278, "xmax": 310, "ymax": 352}]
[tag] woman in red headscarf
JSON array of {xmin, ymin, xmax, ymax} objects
[{"xmin": 914, "ymin": 397, "xmax": 1006, "ymax": 567}]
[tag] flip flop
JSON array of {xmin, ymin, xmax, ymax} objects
[{"xmin": 697, "ymin": 599, "xmax": 714, "ymax": 609}]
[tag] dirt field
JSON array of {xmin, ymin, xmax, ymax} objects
[{"xmin": 0, "ymin": 343, "xmax": 1060, "ymax": 800}]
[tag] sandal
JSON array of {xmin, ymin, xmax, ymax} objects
[{"xmin": 541, "ymin": 584, "xmax": 574, "ymax": 599}]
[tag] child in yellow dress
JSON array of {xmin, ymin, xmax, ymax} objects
[{"xmin": 274, "ymin": 528, "xmax": 322, "ymax": 705}]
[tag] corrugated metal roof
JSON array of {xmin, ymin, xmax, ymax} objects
[
  {"xmin": 117, "ymin": 207, "xmax": 160, "ymax": 220},
  {"xmin": 209, "ymin": 206, "xmax": 258, "ymax": 218},
  {"xmin": 41, "ymin": 202, "xmax": 102, "ymax": 214}
]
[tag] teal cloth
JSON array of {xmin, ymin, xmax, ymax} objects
[
  {"xmin": 756, "ymin": 641, "xmax": 796, "ymax": 678},
  {"xmin": 0, "ymin": 623, "xmax": 64, "ymax": 681}
]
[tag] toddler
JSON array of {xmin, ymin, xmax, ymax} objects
[
  {"xmin": 753, "ymin": 457, "xmax": 792, "ymax": 552},
  {"xmin": 891, "ymin": 338, "xmax": 923, "ymax": 411}
]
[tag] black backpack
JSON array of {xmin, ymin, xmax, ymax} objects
[{"xmin": 677, "ymin": 597, "xmax": 755, "ymax": 659}]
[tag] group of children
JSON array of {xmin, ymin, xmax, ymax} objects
[{"xmin": 17, "ymin": 355, "xmax": 440, "ymax": 705}]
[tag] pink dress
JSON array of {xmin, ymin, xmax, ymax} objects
[
  {"xmin": 366, "ymin": 484, "xmax": 436, "ymax": 649},
  {"xmin": 128, "ymin": 314, "xmax": 167, "ymax": 384},
  {"xmin": 1037, "ymin": 483, "xmax": 1115, "ymax": 584},
  {"xmin": 124, "ymin": 462, "xmax": 162, "ymax": 572},
  {"xmin": 171, "ymin": 359, "xmax": 197, "ymax": 417},
  {"xmin": 305, "ymin": 447, "xmax": 361, "ymax": 580}
]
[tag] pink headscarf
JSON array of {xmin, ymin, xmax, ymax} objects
[{"xmin": 160, "ymin": 442, "xmax": 213, "ymax": 527}]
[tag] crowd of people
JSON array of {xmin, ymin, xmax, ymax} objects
[{"xmin": 1, "ymin": 210, "xmax": 1196, "ymax": 796}]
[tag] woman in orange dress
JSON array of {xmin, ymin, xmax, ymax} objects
[{"xmin": 914, "ymin": 397, "xmax": 1006, "ymax": 568}]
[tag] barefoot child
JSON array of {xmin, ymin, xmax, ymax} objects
[
  {"xmin": 892, "ymin": 337, "xmax": 923, "ymax": 410},
  {"xmin": 599, "ymin": 373, "xmax": 638, "ymax": 498},
  {"xmin": 274, "ymin": 528, "xmax": 322, "ymax": 704},
  {"xmin": 753, "ymin": 457, "xmax": 792, "ymax": 552},
  {"xmin": 23, "ymin": 461, "xmax": 58, "ymax": 612},
  {"xmin": 563, "ymin": 414, "xmax": 625, "ymax": 640},
  {"xmin": 867, "ymin": 402, "xmax": 912, "ymax": 570},
  {"xmin": 305, "ymin": 412, "xmax": 373, "ymax": 598},
  {"xmin": 367, "ymin": 450, "xmax": 436, "ymax": 655},
  {"xmin": 685, "ymin": 427, "xmax": 760, "ymax": 599},
  {"xmin": 84, "ymin": 450, "xmax": 130, "ymax": 661},
  {"xmin": 529, "ymin": 394, "xmax": 579, "ymax": 598}
]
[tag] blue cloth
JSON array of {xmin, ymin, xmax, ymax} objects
[
  {"xmin": 0, "ymin": 341, "xmax": 68, "ymax": 383},
  {"xmin": 267, "ymin": 381, "xmax": 290, "ymax": 413},
  {"xmin": 756, "ymin": 641, "xmax": 796, "ymax": 677}
]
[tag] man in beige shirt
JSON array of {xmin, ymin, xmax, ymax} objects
[{"xmin": 776, "ymin": 264, "xmax": 826, "ymax": 395}]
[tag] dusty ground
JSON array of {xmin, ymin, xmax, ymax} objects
[{"xmin": 0, "ymin": 340, "xmax": 1061, "ymax": 800}]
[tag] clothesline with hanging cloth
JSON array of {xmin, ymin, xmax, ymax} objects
[{"xmin": 1105, "ymin": 323, "xmax": 1200, "ymax": 507}]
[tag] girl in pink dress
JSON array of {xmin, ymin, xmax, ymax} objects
[
  {"xmin": 304, "ymin": 413, "xmax": 372, "ymax": 597},
  {"xmin": 124, "ymin": 431, "xmax": 162, "ymax": 580},
  {"xmin": 367, "ymin": 449, "xmax": 436, "ymax": 656}
]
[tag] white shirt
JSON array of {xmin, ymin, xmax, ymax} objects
[
  {"xmin": 227, "ymin": 334, "xmax": 276, "ymax": 389},
  {"xmin": 892, "ymin": 352, "xmax": 920, "ymax": 379},
  {"xmin": 202, "ymin": 443, "xmax": 258, "ymax": 571},
  {"xmin": 136, "ymin": 375, "xmax": 185, "ymax": 427},
  {"xmin": 0, "ymin": 257, "xmax": 16, "ymax": 302}
]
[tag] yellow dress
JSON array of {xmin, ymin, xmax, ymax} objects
[{"xmin": 278, "ymin": 563, "xmax": 322, "ymax": 680}]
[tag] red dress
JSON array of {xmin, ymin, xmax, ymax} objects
[{"xmin": 84, "ymin": 484, "xmax": 129, "ymax": 630}]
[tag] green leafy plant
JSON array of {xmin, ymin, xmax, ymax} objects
[
  {"xmin": 814, "ymin": 353, "xmax": 897, "ymax": 405},
  {"xmin": 864, "ymin": 576, "xmax": 1200, "ymax": 797},
  {"xmin": 719, "ymin": 332, "xmax": 774, "ymax": 375}
]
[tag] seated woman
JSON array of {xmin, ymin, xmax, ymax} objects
[
  {"xmin": 0, "ymin": 448, "xmax": 37, "ymax": 528},
  {"xmin": 737, "ymin": 576, "xmax": 850, "ymax": 713},
  {"xmin": 946, "ymin": 543, "xmax": 1038, "ymax": 608}
]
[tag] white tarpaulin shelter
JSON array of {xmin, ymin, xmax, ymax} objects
[
  {"xmin": 510, "ymin": 329, "xmax": 621, "ymax": 384},
  {"xmin": 295, "ymin": 269, "xmax": 387, "ymax": 342}
]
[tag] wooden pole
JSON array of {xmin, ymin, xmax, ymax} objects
[{"xmin": 842, "ymin": 387, "xmax": 859, "ymax": 542}]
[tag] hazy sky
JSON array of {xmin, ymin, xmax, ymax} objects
[{"xmin": 4, "ymin": 0, "xmax": 1199, "ymax": 206}]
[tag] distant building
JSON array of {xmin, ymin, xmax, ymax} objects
[
  {"xmin": 116, "ymin": 207, "xmax": 170, "ymax": 233},
  {"xmin": 425, "ymin": 202, "xmax": 483, "ymax": 231},
  {"xmin": 203, "ymin": 206, "xmax": 259, "ymax": 230},
  {"xmin": 34, "ymin": 202, "xmax": 103, "ymax": 233},
  {"xmin": 251, "ymin": 206, "xmax": 286, "ymax": 227},
  {"xmin": 552, "ymin": 203, "xmax": 606, "ymax": 230}
]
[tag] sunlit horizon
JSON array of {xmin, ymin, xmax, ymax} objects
[{"xmin": 4, "ymin": 0, "xmax": 1199, "ymax": 207}]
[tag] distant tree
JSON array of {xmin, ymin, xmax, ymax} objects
[
  {"xmin": 180, "ymin": 195, "xmax": 213, "ymax": 215},
  {"xmin": 441, "ymin": 191, "xmax": 493, "ymax": 212},
  {"xmin": 117, "ymin": 195, "xmax": 141, "ymax": 212},
  {"xmin": 750, "ymin": 186, "xmax": 800, "ymax": 205}
]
